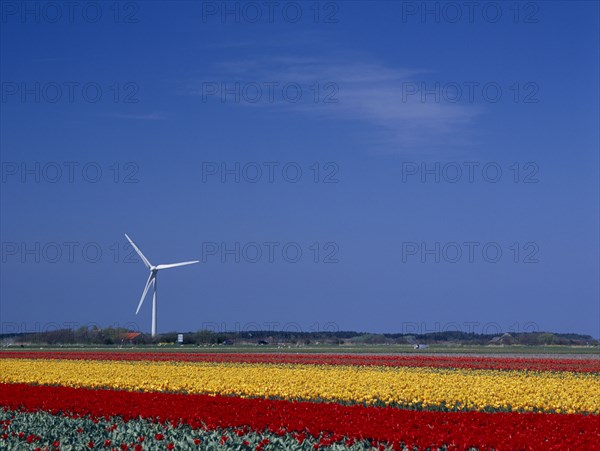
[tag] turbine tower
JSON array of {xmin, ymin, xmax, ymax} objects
[{"xmin": 125, "ymin": 234, "xmax": 199, "ymax": 337}]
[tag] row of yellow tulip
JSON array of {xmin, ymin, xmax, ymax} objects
[{"xmin": 1, "ymin": 358, "xmax": 598, "ymax": 414}]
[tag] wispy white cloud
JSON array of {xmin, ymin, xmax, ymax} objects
[
  {"xmin": 191, "ymin": 57, "xmax": 481, "ymax": 154},
  {"xmin": 109, "ymin": 111, "xmax": 167, "ymax": 121},
  {"xmin": 31, "ymin": 57, "xmax": 73, "ymax": 63}
]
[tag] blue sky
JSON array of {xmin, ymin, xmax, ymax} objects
[{"xmin": 1, "ymin": 1, "xmax": 598, "ymax": 337}]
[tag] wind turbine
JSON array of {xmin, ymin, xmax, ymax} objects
[{"xmin": 125, "ymin": 234, "xmax": 199, "ymax": 337}]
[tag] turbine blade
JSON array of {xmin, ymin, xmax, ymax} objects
[
  {"xmin": 135, "ymin": 273, "xmax": 155, "ymax": 314},
  {"xmin": 125, "ymin": 234, "xmax": 152, "ymax": 269},
  {"xmin": 155, "ymin": 261, "xmax": 199, "ymax": 270}
]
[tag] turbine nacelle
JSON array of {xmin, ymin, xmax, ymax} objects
[{"xmin": 125, "ymin": 234, "xmax": 199, "ymax": 337}]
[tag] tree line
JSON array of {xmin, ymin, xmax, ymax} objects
[{"xmin": 0, "ymin": 326, "xmax": 597, "ymax": 346}]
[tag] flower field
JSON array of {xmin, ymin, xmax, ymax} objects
[{"xmin": 0, "ymin": 351, "xmax": 598, "ymax": 450}]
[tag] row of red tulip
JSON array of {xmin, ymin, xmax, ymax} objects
[
  {"xmin": 1, "ymin": 383, "xmax": 598, "ymax": 450},
  {"xmin": 1, "ymin": 351, "xmax": 598, "ymax": 372}
]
